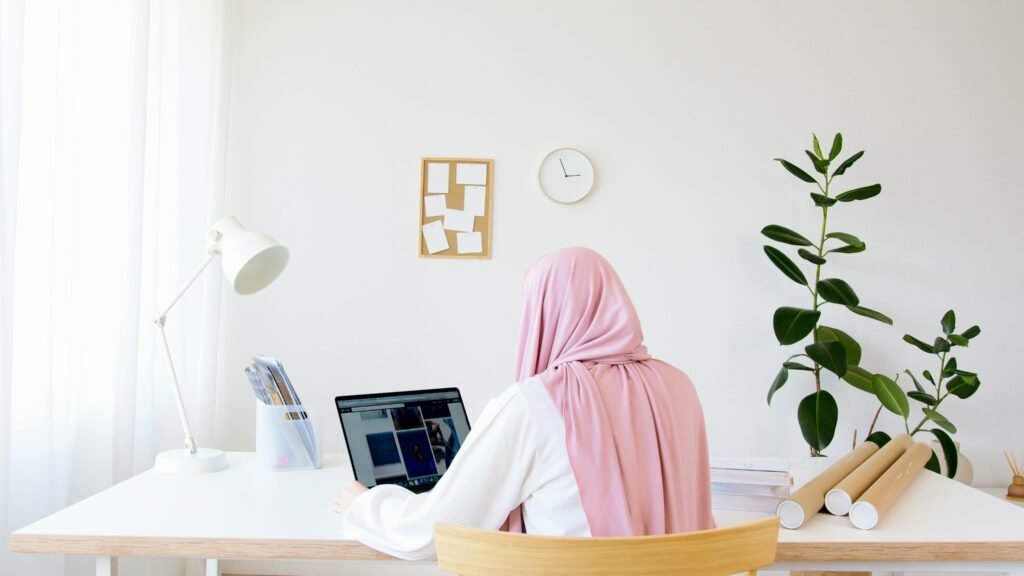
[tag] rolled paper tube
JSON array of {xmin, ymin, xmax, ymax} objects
[
  {"xmin": 776, "ymin": 440, "xmax": 880, "ymax": 530},
  {"xmin": 849, "ymin": 442, "xmax": 933, "ymax": 530},
  {"xmin": 825, "ymin": 434, "xmax": 913, "ymax": 516}
]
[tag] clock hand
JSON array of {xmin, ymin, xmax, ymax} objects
[{"xmin": 559, "ymin": 158, "xmax": 568, "ymax": 177}]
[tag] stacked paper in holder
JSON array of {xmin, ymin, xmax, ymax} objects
[
  {"xmin": 710, "ymin": 457, "xmax": 793, "ymax": 513},
  {"xmin": 244, "ymin": 356, "xmax": 320, "ymax": 470}
]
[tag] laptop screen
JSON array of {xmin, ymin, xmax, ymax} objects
[{"xmin": 335, "ymin": 388, "xmax": 471, "ymax": 493}]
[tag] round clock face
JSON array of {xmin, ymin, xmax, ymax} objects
[{"xmin": 539, "ymin": 148, "xmax": 595, "ymax": 204}]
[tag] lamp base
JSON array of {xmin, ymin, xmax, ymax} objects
[{"xmin": 154, "ymin": 447, "xmax": 228, "ymax": 474}]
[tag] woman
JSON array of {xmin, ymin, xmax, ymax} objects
[{"xmin": 333, "ymin": 247, "xmax": 714, "ymax": 560}]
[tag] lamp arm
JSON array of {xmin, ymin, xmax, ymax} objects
[
  {"xmin": 155, "ymin": 251, "xmax": 218, "ymax": 321},
  {"xmin": 153, "ymin": 251, "xmax": 218, "ymax": 455}
]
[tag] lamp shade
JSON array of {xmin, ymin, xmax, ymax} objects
[{"xmin": 212, "ymin": 216, "xmax": 289, "ymax": 295}]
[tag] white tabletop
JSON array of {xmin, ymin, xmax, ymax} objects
[{"xmin": 11, "ymin": 452, "xmax": 1024, "ymax": 563}]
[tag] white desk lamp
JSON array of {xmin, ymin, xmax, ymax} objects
[{"xmin": 153, "ymin": 216, "xmax": 289, "ymax": 474}]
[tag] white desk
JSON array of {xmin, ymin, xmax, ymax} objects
[{"xmin": 11, "ymin": 453, "xmax": 1024, "ymax": 575}]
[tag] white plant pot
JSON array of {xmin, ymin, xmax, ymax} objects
[{"xmin": 929, "ymin": 440, "xmax": 973, "ymax": 485}]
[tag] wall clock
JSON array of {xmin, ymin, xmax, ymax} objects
[{"xmin": 538, "ymin": 148, "xmax": 595, "ymax": 204}]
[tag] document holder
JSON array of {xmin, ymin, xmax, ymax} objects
[{"xmin": 256, "ymin": 403, "xmax": 321, "ymax": 470}]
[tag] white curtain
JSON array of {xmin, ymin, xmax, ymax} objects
[{"xmin": 0, "ymin": 1, "xmax": 230, "ymax": 574}]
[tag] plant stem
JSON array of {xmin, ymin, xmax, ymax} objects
[
  {"xmin": 867, "ymin": 404, "xmax": 882, "ymax": 436},
  {"xmin": 808, "ymin": 174, "xmax": 831, "ymax": 457},
  {"xmin": 909, "ymin": 351, "xmax": 948, "ymax": 436},
  {"xmin": 810, "ymin": 175, "xmax": 831, "ymax": 390}
]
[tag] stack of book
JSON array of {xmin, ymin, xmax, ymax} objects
[{"xmin": 710, "ymin": 457, "xmax": 793, "ymax": 513}]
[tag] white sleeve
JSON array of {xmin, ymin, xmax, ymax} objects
[{"xmin": 341, "ymin": 384, "xmax": 541, "ymax": 560}]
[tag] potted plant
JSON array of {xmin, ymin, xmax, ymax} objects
[
  {"xmin": 762, "ymin": 133, "xmax": 893, "ymax": 456},
  {"xmin": 860, "ymin": 310, "xmax": 981, "ymax": 478}
]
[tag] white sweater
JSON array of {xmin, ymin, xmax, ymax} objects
[{"xmin": 342, "ymin": 378, "xmax": 591, "ymax": 560}]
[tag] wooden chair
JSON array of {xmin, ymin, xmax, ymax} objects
[{"xmin": 435, "ymin": 517, "xmax": 780, "ymax": 576}]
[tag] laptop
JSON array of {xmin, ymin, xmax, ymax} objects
[{"xmin": 335, "ymin": 388, "xmax": 471, "ymax": 493}]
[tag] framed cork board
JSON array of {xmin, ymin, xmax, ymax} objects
[{"xmin": 419, "ymin": 157, "xmax": 493, "ymax": 259}]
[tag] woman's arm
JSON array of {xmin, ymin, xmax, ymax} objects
[{"xmin": 338, "ymin": 384, "xmax": 540, "ymax": 560}]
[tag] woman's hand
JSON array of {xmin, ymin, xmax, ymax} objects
[{"xmin": 331, "ymin": 481, "xmax": 368, "ymax": 514}]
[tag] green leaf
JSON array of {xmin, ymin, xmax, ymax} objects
[
  {"xmin": 805, "ymin": 340, "xmax": 848, "ymax": 377},
  {"xmin": 812, "ymin": 134, "xmax": 823, "ymax": 159},
  {"xmin": 865, "ymin": 431, "xmax": 891, "ymax": 448},
  {"xmin": 941, "ymin": 310, "xmax": 956, "ymax": 336},
  {"xmin": 784, "ymin": 361, "xmax": 814, "ymax": 371},
  {"xmin": 761, "ymin": 225, "xmax": 814, "ymax": 247},
  {"xmin": 925, "ymin": 450, "xmax": 941, "ymax": 473},
  {"xmin": 923, "ymin": 408, "xmax": 957, "ymax": 434},
  {"xmin": 904, "ymin": 334, "xmax": 936, "ymax": 354},
  {"xmin": 829, "ymin": 244, "xmax": 867, "ymax": 255},
  {"xmin": 872, "ymin": 374, "xmax": 910, "ymax": 419},
  {"xmin": 816, "ymin": 325, "xmax": 862, "ymax": 366},
  {"xmin": 904, "ymin": 369, "xmax": 925, "ymax": 393},
  {"xmin": 773, "ymin": 307, "xmax": 821, "ymax": 345},
  {"xmin": 828, "ymin": 133, "xmax": 843, "ymax": 161},
  {"xmin": 775, "ymin": 158, "xmax": 818, "ymax": 183},
  {"xmin": 928, "ymin": 428, "xmax": 958, "ymax": 478},
  {"xmin": 768, "ymin": 365, "xmax": 788, "ymax": 405},
  {"xmin": 933, "ymin": 337, "xmax": 950, "ymax": 353},
  {"xmin": 846, "ymin": 305, "xmax": 893, "ymax": 325},
  {"xmin": 835, "ymin": 184, "xmax": 882, "ymax": 202},
  {"xmin": 923, "ymin": 370, "xmax": 936, "ymax": 385},
  {"xmin": 810, "ymin": 193, "xmax": 837, "ymax": 207},
  {"xmin": 825, "ymin": 233, "xmax": 866, "ymax": 255},
  {"xmin": 832, "ymin": 150, "xmax": 864, "ymax": 176},
  {"xmin": 949, "ymin": 334, "xmax": 969, "ymax": 346},
  {"xmin": 842, "ymin": 365, "xmax": 875, "ymax": 394},
  {"xmin": 805, "ymin": 150, "xmax": 828, "ymax": 174},
  {"xmin": 817, "ymin": 278, "xmax": 860, "ymax": 306},
  {"xmin": 961, "ymin": 325, "xmax": 981, "ymax": 339},
  {"xmin": 825, "ymin": 232, "xmax": 862, "ymax": 245},
  {"xmin": 798, "ymin": 390, "xmax": 839, "ymax": 452},
  {"xmin": 798, "ymin": 248, "xmax": 827, "ymax": 265},
  {"xmin": 942, "ymin": 357, "xmax": 958, "ymax": 378},
  {"xmin": 908, "ymin": 391, "xmax": 937, "ymax": 406},
  {"xmin": 764, "ymin": 246, "xmax": 808, "ymax": 286},
  {"xmin": 946, "ymin": 373, "xmax": 980, "ymax": 399}
]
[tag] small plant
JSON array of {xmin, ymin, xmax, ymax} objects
[
  {"xmin": 763, "ymin": 133, "xmax": 893, "ymax": 456},
  {"xmin": 861, "ymin": 310, "xmax": 981, "ymax": 477}
]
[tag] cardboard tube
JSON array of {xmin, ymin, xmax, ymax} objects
[
  {"xmin": 849, "ymin": 442, "xmax": 932, "ymax": 530},
  {"xmin": 776, "ymin": 440, "xmax": 880, "ymax": 529},
  {"xmin": 825, "ymin": 434, "xmax": 912, "ymax": 516}
]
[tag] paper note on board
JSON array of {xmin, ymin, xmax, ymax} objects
[
  {"xmin": 443, "ymin": 209, "xmax": 475, "ymax": 233},
  {"xmin": 424, "ymin": 194, "xmax": 447, "ymax": 217},
  {"xmin": 427, "ymin": 163, "xmax": 450, "ymax": 194},
  {"xmin": 455, "ymin": 163, "xmax": 487, "ymax": 185},
  {"xmin": 464, "ymin": 186, "xmax": 486, "ymax": 216},
  {"xmin": 457, "ymin": 232, "xmax": 483, "ymax": 254},
  {"xmin": 422, "ymin": 221, "xmax": 449, "ymax": 254}
]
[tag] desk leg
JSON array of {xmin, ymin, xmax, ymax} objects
[
  {"xmin": 205, "ymin": 558, "xmax": 220, "ymax": 576},
  {"xmin": 96, "ymin": 556, "xmax": 118, "ymax": 576}
]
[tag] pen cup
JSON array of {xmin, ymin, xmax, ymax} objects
[{"xmin": 256, "ymin": 402, "xmax": 322, "ymax": 470}]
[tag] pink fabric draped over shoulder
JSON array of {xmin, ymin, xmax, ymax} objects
[{"xmin": 515, "ymin": 247, "xmax": 714, "ymax": 536}]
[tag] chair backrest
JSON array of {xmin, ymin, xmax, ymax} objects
[{"xmin": 435, "ymin": 517, "xmax": 779, "ymax": 576}]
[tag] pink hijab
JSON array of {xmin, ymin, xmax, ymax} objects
[{"xmin": 514, "ymin": 247, "xmax": 714, "ymax": 536}]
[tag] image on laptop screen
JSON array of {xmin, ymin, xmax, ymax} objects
[{"xmin": 335, "ymin": 388, "xmax": 471, "ymax": 493}]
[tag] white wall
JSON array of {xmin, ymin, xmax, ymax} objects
[{"xmin": 217, "ymin": 0, "xmax": 1024, "ymax": 486}]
